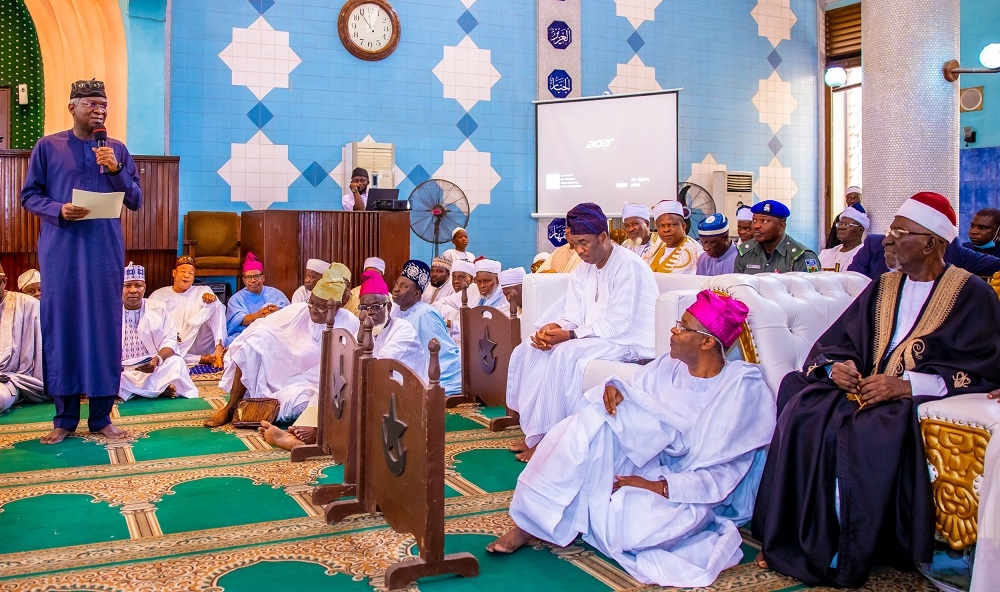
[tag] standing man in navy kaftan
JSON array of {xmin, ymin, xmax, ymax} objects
[{"xmin": 20, "ymin": 79, "xmax": 143, "ymax": 444}]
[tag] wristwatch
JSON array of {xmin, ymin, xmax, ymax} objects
[
  {"xmin": 659, "ymin": 477, "xmax": 669, "ymax": 498},
  {"xmin": 108, "ymin": 161, "xmax": 125, "ymax": 176}
]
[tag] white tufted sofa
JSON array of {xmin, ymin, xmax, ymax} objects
[{"xmin": 579, "ymin": 272, "xmax": 871, "ymax": 392}]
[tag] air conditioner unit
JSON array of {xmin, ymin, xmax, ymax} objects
[
  {"xmin": 712, "ymin": 171, "xmax": 754, "ymax": 223},
  {"xmin": 343, "ymin": 141, "xmax": 395, "ymax": 189}
]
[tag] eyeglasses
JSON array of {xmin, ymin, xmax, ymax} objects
[
  {"xmin": 0, "ymin": 274, "xmax": 6, "ymax": 282},
  {"xmin": 358, "ymin": 302, "xmax": 387, "ymax": 314},
  {"xmin": 79, "ymin": 100, "xmax": 108, "ymax": 111},
  {"xmin": 673, "ymin": 321, "xmax": 716, "ymax": 340},
  {"xmin": 836, "ymin": 220, "xmax": 862, "ymax": 229},
  {"xmin": 886, "ymin": 227, "xmax": 936, "ymax": 239},
  {"xmin": 243, "ymin": 273, "xmax": 264, "ymax": 280},
  {"xmin": 307, "ymin": 301, "xmax": 331, "ymax": 313}
]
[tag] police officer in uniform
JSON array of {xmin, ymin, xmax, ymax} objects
[{"xmin": 734, "ymin": 200, "xmax": 819, "ymax": 274}]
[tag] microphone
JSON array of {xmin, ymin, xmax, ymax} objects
[{"xmin": 93, "ymin": 127, "xmax": 108, "ymax": 174}]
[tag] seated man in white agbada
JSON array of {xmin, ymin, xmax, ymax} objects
[
  {"xmin": 438, "ymin": 259, "xmax": 478, "ymax": 335},
  {"xmin": 439, "ymin": 259, "xmax": 508, "ymax": 341},
  {"xmin": 259, "ymin": 269, "xmax": 427, "ymax": 449},
  {"xmin": 119, "ymin": 263, "xmax": 198, "ymax": 401},
  {"xmin": 205, "ymin": 266, "xmax": 360, "ymax": 427},
  {"xmin": 291, "ymin": 258, "xmax": 330, "ymax": 304},
  {"xmin": 0, "ymin": 263, "xmax": 44, "ymax": 413},
  {"xmin": 148, "ymin": 256, "xmax": 227, "ymax": 367},
  {"xmin": 489, "ymin": 290, "xmax": 776, "ymax": 589},
  {"xmin": 507, "ymin": 202, "xmax": 658, "ymax": 462}
]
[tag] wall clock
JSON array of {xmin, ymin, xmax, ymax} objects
[{"xmin": 338, "ymin": 0, "xmax": 401, "ymax": 61}]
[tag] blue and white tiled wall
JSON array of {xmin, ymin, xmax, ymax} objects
[
  {"xmin": 582, "ymin": 0, "xmax": 820, "ymax": 247},
  {"xmin": 169, "ymin": 0, "xmax": 821, "ymax": 267},
  {"xmin": 170, "ymin": 0, "xmax": 535, "ymax": 267}
]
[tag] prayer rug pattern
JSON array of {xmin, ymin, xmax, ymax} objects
[{"xmin": 0, "ymin": 384, "xmax": 936, "ymax": 591}]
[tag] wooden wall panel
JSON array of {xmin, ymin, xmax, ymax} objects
[
  {"xmin": 0, "ymin": 150, "xmax": 179, "ymax": 290},
  {"xmin": 242, "ymin": 210, "xmax": 410, "ymax": 299}
]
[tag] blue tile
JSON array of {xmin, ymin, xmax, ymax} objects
[
  {"xmin": 301, "ymin": 161, "xmax": 328, "ymax": 188},
  {"xmin": 457, "ymin": 114, "xmax": 479, "ymax": 138},
  {"xmin": 408, "ymin": 164, "xmax": 431, "ymax": 187},
  {"xmin": 767, "ymin": 49, "xmax": 783, "ymax": 69},
  {"xmin": 246, "ymin": 102, "xmax": 273, "ymax": 128},
  {"xmin": 249, "ymin": 0, "xmax": 274, "ymax": 15},
  {"xmin": 768, "ymin": 136, "xmax": 782, "ymax": 155},
  {"xmin": 457, "ymin": 10, "xmax": 478, "ymax": 35},
  {"xmin": 627, "ymin": 31, "xmax": 645, "ymax": 54}
]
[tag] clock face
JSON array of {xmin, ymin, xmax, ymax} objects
[
  {"xmin": 347, "ymin": 4, "xmax": 393, "ymax": 52},
  {"xmin": 338, "ymin": 0, "xmax": 400, "ymax": 61}
]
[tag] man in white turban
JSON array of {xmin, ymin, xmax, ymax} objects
[
  {"xmin": 735, "ymin": 206, "xmax": 754, "ymax": 245},
  {"xmin": 819, "ymin": 204, "xmax": 869, "ymax": 271},
  {"xmin": 621, "ymin": 203, "xmax": 657, "ymax": 264},
  {"xmin": 291, "ymin": 258, "xmax": 331, "ymax": 303},
  {"xmin": 648, "ymin": 200, "xmax": 702, "ymax": 274},
  {"xmin": 439, "ymin": 260, "xmax": 479, "ymax": 336},
  {"xmin": 499, "ymin": 267, "xmax": 526, "ymax": 316},
  {"xmin": 17, "ymin": 269, "xmax": 41, "ymax": 300},
  {"xmin": 0, "ymin": 263, "xmax": 44, "ymax": 413}
]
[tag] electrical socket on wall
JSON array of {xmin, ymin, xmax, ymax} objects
[{"xmin": 17, "ymin": 84, "xmax": 27, "ymax": 105}]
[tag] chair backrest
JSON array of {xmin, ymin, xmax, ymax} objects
[
  {"xmin": 520, "ymin": 271, "xmax": 710, "ymax": 339},
  {"xmin": 459, "ymin": 297, "xmax": 519, "ymax": 408},
  {"xmin": 656, "ymin": 272, "xmax": 870, "ymax": 395},
  {"xmin": 364, "ymin": 340, "xmax": 445, "ymax": 560},
  {"xmin": 318, "ymin": 328, "xmax": 363, "ymax": 465},
  {"xmin": 185, "ymin": 211, "xmax": 240, "ymax": 258}
]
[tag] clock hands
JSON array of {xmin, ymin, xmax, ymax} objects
[{"xmin": 361, "ymin": 10, "xmax": 376, "ymax": 33}]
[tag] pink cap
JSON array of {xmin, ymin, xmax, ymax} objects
[
  {"xmin": 243, "ymin": 252, "xmax": 264, "ymax": 274},
  {"xmin": 358, "ymin": 269, "xmax": 389, "ymax": 297},
  {"xmin": 686, "ymin": 290, "xmax": 749, "ymax": 348}
]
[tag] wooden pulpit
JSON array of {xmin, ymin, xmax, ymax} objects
[
  {"xmin": 364, "ymin": 340, "xmax": 480, "ymax": 589},
  {"xmin": 445, "ymin": 289, "xmax": 520, "ymax": 431}
]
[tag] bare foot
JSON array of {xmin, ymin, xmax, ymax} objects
[
  {"xmin": 204, "ymin": 406, "xmax": 234, "ymax": 427},
  {"xmin": 160, "ymin": 385, "xmax": 176, "ymax": 398},
  {"xmin": 486, "ymin": 526, "xmax": 535, "ymax": 553},
  {"xmin": 515, "ymin": 445, "xmax": 536, "ymax": 463},
  {"xmin": 507, "ymin": 439, "xmax": 528, "ymax": 453},
  {"xmin": 289, "ymin": 426, "xmax": 317, "ymax": 444},
  {"xmin": 96, "ymin": 423, "xmax": 128, "ymax": 439},
  {"xmin": 258, "ymin": 421, "xmax": 303, "ymax": 450},
  {"xmin": 754, "ymin": 552, "xmax": 768, "ymax": 569},
  {"xmin": 41, "ymin": 428, "xmax": 72, "ymax": 444}
]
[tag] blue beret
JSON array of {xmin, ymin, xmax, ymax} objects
[
  {"xmin": 697, "ymin": 213, "xmax": 730, "ymax": 237},
  {"xmin": 750, "ymin": 200, "xmax": 790, "ymax": 219},
  {"xmin": 400, "ymin": 259, "xmax": 431, "ymax": 291}
]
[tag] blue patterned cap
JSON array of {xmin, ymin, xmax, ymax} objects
[
  {"xmin": 697, "ymin": 213, "xmax": 730, "ymax": 237},
  {"xmin": 124, "ymin": 261, "xmax": 145, "ymax": 282},
  {"xmin": 400, "ymin": 259, "xmax": 431, "ymax": 292},
  {"xmin": 566, "ymin": 202, "xmax": 608, "ymax": 236},
  {"xmin": 750, "ymin": 200, "xmax": 790, "ymax": 219}
]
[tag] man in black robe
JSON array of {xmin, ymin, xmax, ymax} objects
[{"xmin": 752, "ymin": 191, "xmax": 1000, "ymax": 588}]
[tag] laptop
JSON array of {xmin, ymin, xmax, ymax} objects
[{"xmin": 369, "ymin": 188, "xmax": 407, "ymax": 211}]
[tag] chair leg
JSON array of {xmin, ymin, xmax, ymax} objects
[
  {"xmin": 322, "ymin": 498, "xmax": 366, "ymax": 525},
  {"xmin": 384, "ymin": 553, "xmax": 480, "ymax": 590},
  {"xmin": 312, "ymin": 483, "xmax": 356, "ymax": 506},
  {"xmin": 290, "ymin": 443, "xmax": 324, "ymax": 462},
  {"xmin": 444, "ymin": 393, "xmax": 474, "ymax": 408},
  {"xmin": 488, "ymin": 408, "xmax": 520, "ymax": 432}
]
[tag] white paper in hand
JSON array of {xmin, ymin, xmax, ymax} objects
[{"xmin": 72, "ymin": 189, "xmax": 125, "ymax": 219}]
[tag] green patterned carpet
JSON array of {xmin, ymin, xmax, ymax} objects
[{"xmin": 0, "ymin": 378, "xmax": 935, "ymax": 591}]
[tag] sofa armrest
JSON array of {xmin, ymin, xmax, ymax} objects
[
  {"xmin": 582, "ymin": 360, "xmax": 641, "ymax": 392},
  {"xmin": 918, "ymin": 393, "xmax": 1000, "ymax": 434}
]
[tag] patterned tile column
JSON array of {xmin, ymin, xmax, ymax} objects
[
  {"xmin": 862, "ymin": 0, "xmax": 959, "ymax": 231},
  {"xmin": 538, "ymin": 1, "xmax": 581, "ymax": 100}
]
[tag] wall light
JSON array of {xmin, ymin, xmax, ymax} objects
[
  {"xmin": 824, "ymin": 67, "xmax": 848, "ymax": 88},
  {"xmin": 943, "ymin": 43, "xmax": 1000, "ymax": 82}
]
